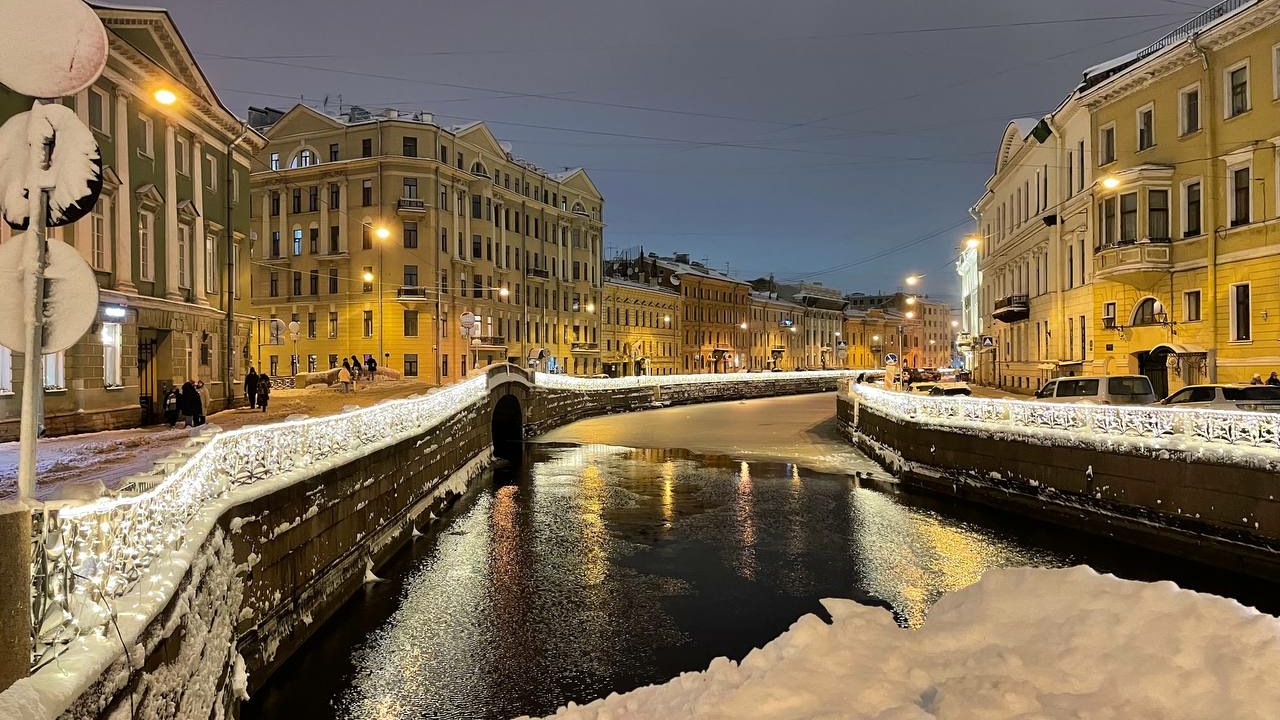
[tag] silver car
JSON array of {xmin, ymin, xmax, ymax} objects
[
  {"xmin": 1033, "ymin": 375, "xmax": 1157, "ymax": 405},
  {"xmin": 1158, "ymin": 384, "xmax": 1280, "ymax": 412}
]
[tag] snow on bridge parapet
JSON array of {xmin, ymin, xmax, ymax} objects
[{"xmin": 845, "ymin": 382, "xmax": 1280, "ymax": 469}]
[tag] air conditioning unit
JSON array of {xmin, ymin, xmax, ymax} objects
[{"xmin": 1102, "ymin": 315, "xmax": 1117, "ymax": 329}]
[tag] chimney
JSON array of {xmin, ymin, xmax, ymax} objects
[
  {"xmin": 674, "ymin": 252, "xmax": 691, "ymax": 264},
  {"xmin": 383, "ymin": 108, "xmax": 399, "ymax": 119}
]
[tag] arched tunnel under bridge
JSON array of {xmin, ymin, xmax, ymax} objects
[{"xmin": 491, "ymin": 393, "xmax": 524, "ymax": 462}]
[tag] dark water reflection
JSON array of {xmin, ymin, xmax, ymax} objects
[{"xmin": 245, "ymin": 443, "xmax": 1278, "ymax": 720}]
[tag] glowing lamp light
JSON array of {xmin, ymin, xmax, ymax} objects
[
  {"xmin": 739, "ymin": 322, "xmax": 748, "ymax": 330},
  {"xmin": 951, "ymin": 320, "xmax": 960, "ymax": 328},
  {"xmin": 663, "ymin": 315, "xmax": 671, "ymax": 323},
  {"xmin": 362, "ymin": 271, "xmax": 374, "ymax": 282},
  {"xmin": 1101, "ymin": 176, "xmax": 1120, "ymax": 190},
  {"xmin": 375, "ymin": 226, "xmax": 391, "ymax": 240},
  {"xmin": 965, "ymin": 236, "xmax": 981, "ymax": 249},
  {"xmin": 789, "ymin": 327, "xmax": 797, "ymax": 333},
  {"xmin": 905, "ymin": 296, "xmax": 916, "ymax": 305},
  {"xmin": 499, "ymin": 287, "xmax": 510, "ymax": 298},
  {"xmin": 103, "ymin": 305, "xmax": 127, "ymax": 319},
  {"xmin": 905, "ymin": 275, "xmax": 920, "ymax": 286},
  {"xmin": 906, "ymin": 311, "xmax": 916, "ymax": 319},
  {"xmin": 153, "ymin": 88, "xmax": 177, "ymax": 105},
  {"xmin": 872, "ymin": 335, "xmax": 881, "ymax": 342},
  {"xmin": 586, "ymin": 302, "xmax": 595, "ymax": 313}
]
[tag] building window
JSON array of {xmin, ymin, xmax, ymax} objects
[
  {"xmin": 1230, "ymin": 282, "xmax": 1251, "ymax": 341},
  {"xmin": 1180, "ymin": 85, "xmax": 1200, "ymax": 135},
  {"xmin": 1227, "ymin": 62, "xmax": 1250, "ymax": 117},
  {"xmin": 402, "ymin": 136, "xmax": 417, "ymax": 157},
  {"xmin": 269, "ymin": 271, "xmax": 278, "ymax": 297},
  {"xmin": 329, "ymin": 311, "xmax": 339, "ymax": 338},
  {"xmin": 43, "ymin": 352, "xmax": 65, "ymax": 390},
  {"xmin": 292, "ymin": 228, "xmax": 303, "ymax": 256},
  {"xmin": 269, "ymin": 355, "xmax": 279, "ymax": 376},
  {"xmin": 329, "ymin": 143, "xmax": 339, "ymax": 162},
  {"xmin": 100, "ymin": 322, "xmax": 122, "ymax": 387},
  {"xmin": 308, "ymin": 186, "xmax": 318, "ymax": 211},
  {"xmin": 1119, "ymin": 192, "xmax": 1138, "ymax": 243},
  {"xmin": 330, "ymin": 183, "xmax": 340, "ymax": 209},
  {"xmin": 404, "ymin": 309, "xmax": 419, "ymax": 337},
  {"xmin": 1274, "ymin": 42, "xmax": 1280, "ymax": 100},
  {"xmin": 1098, "ymin": 124, "xmax": 1115, "ymax": 165},
  {"xmin": 362, "ymin": 180, "xmax": 373, "ymax": 206},
  {"xmin": 403, "ymin": 264, "xmax": 418, "ymax": 286},
  {"xmin": 329, "ymin": 226, "xmax": 340, "ymax": 253},
  {"xmin": 270, "ymin": 191, "xmax": 280, "ymax": 216},
  {"xmin": 1147, "ymin": 189, "xmax": 1169, "ymax": 240},
  {"xmin": 1184, "ymin": 290, "xmax": 1201, "ymax": 322},
  {"xmin": 88, "ymin": 87, "xmax": 108, "ymax": 134},
  {"xmin": 138, "ymin": 210, "xmax": 154, "ymax": 281},
  {"xmin": 403, "ymin": 177, "xmax": 417, "ymax": 199},
  {"xmin": 291, "ymin": 149, "xmax": 316, "ymax": 168},
  {"xmin": 205, "ymin": 154, "xmax": 218, "ymax": 190},
  {"xmin": 361, "ymin": 138, "xmax": 372, "ymax": 158},
  {"xmin": 269, "ymin": 151, "xmax": 280, "ymax": 170},
  {"xmin": 0, "ymin": 345, "xmax": 11, "ymax": 393},
  {"xmin": 1136, "ymin": 105, "xmax": 1154, "ymax": 151},
  {"xmin": 309, "ymin": 226, "xmax": 319, "ymax": 254},
  {"xmin": 363, "ymin": 310, "xmax": 374, "ymax": 337},
  {"xmin": 328, "ymin": 268, "xmax": 338, "ymax": 294},
  {"xmin": 270, "ymin": 231, "xmax": 281, "ymax": 257},
  {"xmin": 309, "ymin": 269, "xmax": 319, "ymax": 295},
  {"xmin": 1183, "ymin": 180, "xmax": 1201, "ymax": 237},
  {"xmin": 441, "ymin": 354, "xmax": 449, "ymax": 378},
  {"xmin": 1131, "ymin": 297, "xmax": 1161, "ymax": 326},
  {"xmin": 175, "ymin": 136, "xmax": 188, "ymax": 174},
  {"xmin": 1098, "ymin": 196, "xmax": 1116, "ymax": 246},
  {"xmin": 90, "ymin": 202, "xmax": 107, "ymax": 270},
  {"xmin": 362, "ymin": 224, "xmax": 373, "ymax": 250},
  {"xmin": 440, "ymin": 227, "xmax": 449, "ymax": 253},
  {"xmin": 205, "ymin": 234, "xmax": 217, "ymax": 293},
  {"xmin": 292, "ymin": 271, "xmax": 301, "ymax": 296},
  {"xmin": 1230, "ymin": 165, "xmax": 1251, "ymax": 226},
  {"xmin": 362, "ymin": 265, "xmax": 374, "ymax": 292},
  {"xmin": 404, "ymin": 354, "xmax": 418, "ymax": 377},
  {"xmin": 307, "ymin": 312, "xmax": 317, "ymax": 338},
  {"xmin": 291, "ymin": 188, "xmax": 301, "ymax": 213},
  {"xmin": 403, "ymin": 221, "xmax": 418, "ymax": 248}
]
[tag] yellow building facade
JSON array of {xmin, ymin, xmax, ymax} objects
[
  {"xmin": 245, "ymin": 105, "xmax": 604, "ymax": 384},
  {"xmin": 601, "ymin": 279, "xmax": 680, "ymax": 376},
  {"xmin": 1081, "ymin": 0, "xmax": 1280, "ymax": 394}
]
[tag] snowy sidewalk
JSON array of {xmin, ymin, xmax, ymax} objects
[{"xmin": 0, "ymin": 378, "xmax": 435, "ymax": 500}]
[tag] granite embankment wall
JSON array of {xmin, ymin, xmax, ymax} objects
[
  {"xmin": 34, "ymin": 368, "xmax": 843, "ymax": 720},
  {"xmin": 838, "ymin": 387, "xmax": 1280, "ymax": 579}
]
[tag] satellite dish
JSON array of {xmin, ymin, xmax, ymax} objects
[
  {"xmin": 0, "ymin": 234, "xmax": 98, "ymax": 354},
  {"xmin": 0, "ymin": 105, "xmax": 104, "ymax": 229},
  {"xmin": 0, "ymin": 0, "xmax": 109, "ymax": 98}
]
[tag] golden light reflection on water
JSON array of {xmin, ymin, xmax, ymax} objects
[
  {"xmin": 660, "ymin": 460, "xmax": 676, "ymax": 526},
  {"xmin": 734, "ymin": 461, "xmax": 757, "ymax": 580},
  {"xmin": 579, "ymin": 463, "xmax": 608, "ymax": 587}
]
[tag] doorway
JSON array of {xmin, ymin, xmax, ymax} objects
[{"xmin": 1137, "ymin": 348, "xmax": 1171, "ymax": 399}]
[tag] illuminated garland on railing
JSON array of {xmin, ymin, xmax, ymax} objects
[
  {"xmin": 847, "ymin": 382, "xmax": 1280, "ymax": 451},
  {"xmin": 533, "ymin": 369, "xmax": 859, "ymax": 390}
]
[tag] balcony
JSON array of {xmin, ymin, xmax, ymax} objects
[
  {"xmin": 396, "ymin": 197, "xmax": 427, "ymax": 214},
  {"xmin": 992, "ymin": 294, "xmax": 1029, "ymax": 324},
  {"xmin": 526, "ymin": 267, "xmax": 550, "ymax": 279},
  {"xmin": 571, "ymin": 342, "xmax": 600, "ymax": 353},
  {"xmin": 1093, "ymin": 239, "xmax": 1172, "ymax": 286},
  {"xmin": 397, "ymin": 285, "xmax": 430, "ymax": 301},
  {"xmin": 471, "ymin": 335, "xmax": 506, "ymax": 349}
]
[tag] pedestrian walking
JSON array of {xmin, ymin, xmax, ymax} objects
[
  {"xmin": 350, "ymin": 355, "xmax": 363, "ymax": 383},
  {"xmin": 195, "ymin": 380, "xmax": 210, "ymax": 426},
  {"xmin": 1268, "ymin": 372, "xmax": 1280, "ymax": 387},
  {"xmin": 365, "ymin": 355, "xmax": 377, "ymax": 381},
  {"xmin": 257, "ymin": 373, "xmax": 272, "ymax": 412},
  {"xmin": 337, "ymin": 363, "xmax": 352, "ymax": 393},
  {"xmin": 245, "ymin": 366, "xmax": 258, "ymax": 409},
  {"xmin": 180, "ymin": 380, "xmax": 202, "ymax": 428},
  {"xmin": 162, "ymin": 386, "xmax": 181, "ymax": 428},
  {"xmin": 1251, "ymin": 373, "xmax": 1264, "ymax": 385}
]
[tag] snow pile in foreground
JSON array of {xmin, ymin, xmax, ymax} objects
[{"xmin": 528, "ymin": 566, "xmax": 1280, "ymax": 720}]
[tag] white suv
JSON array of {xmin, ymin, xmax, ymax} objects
[
  {"xmin": 1033, "ymin": 375, "xmax": 1156, "ymax": 405},
  {"xmin": 1158, "ymin": 384, "xmax": 1280, "ymax": 412}
]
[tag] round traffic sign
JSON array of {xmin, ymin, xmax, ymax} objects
[
  {"xmin": 0, "ymin": 105, "xmax": 104, "ymax": 229},
  {"xmin": 884, "ymin": 353, "xmax": 899, "ymax": 365},
  {"xmin": 459, "ymin": 311, "xmax": 476, "ymax": 329},
  {"xmin": 0, "ymin": 234, "xmax": 99, "ymax": 354},
  {"xmin": 0, "ymin": 0, "xmax": 109, "ymax": 98}
]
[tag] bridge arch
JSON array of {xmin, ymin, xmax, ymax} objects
[{"xmin": 492, "ymin": 393, "xmax": 524, "ymax": 462}]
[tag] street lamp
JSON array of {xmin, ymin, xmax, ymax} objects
[
  {"xmin": 1101, "ymin": 176, "xmax": 1120, "ymax": 190},
  {"xmin": 965, "ymin": 235, "xmax": 981, "ymax": 250},
  {"xmin": 362, "ymin": 270, "xmax": 374, "ymax": 283},
  {"xmin": 663, "ymin": 315, "xmax": 671, "ymax": 324},
  {"xmin": 905, "ymin": 296, "xmax": 916, "ymax": 305},
  {"xmin": 499, "ymin": 287, "xmax": 510, "ymax": 298},
  {"xmin": 905, "ymin": 274, "xmax": 921, "ymax": 286},
  {"xmin": 153, "ymin": 88, "xmax": 177, "ymax": 105},
  {"xmin": 586, "ymin": 301, "xmax": 595, "ymax": 313},
  {"xmin": 739, "ymin": 322, "xmax": 748, "ymax": 330},
  {"xmin": 951, "ymin": 320, "xmax": 959, "ymax": 328}
]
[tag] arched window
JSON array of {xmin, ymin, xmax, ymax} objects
[
  {"xmin": 571, "ymin": 201, "xmax": 586, "ymax": 215},
  {"xmin": 470, "ymin": 161, "xmax": 489, "ymax": 178},
  {"xmin": 290, "ymin": 148, "xmax": 317, "ymax": 168},
  {"xmin": 1131, "ymin": 297, "xmax": 1164, "ymax": 326}
]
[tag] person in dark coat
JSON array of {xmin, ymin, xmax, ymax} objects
[
  {"xmin": 365, "ymin": 355, "xmax": 377, "ymax": 380},
  {"xmin": 180, "ymin": 380, "xmax": 203, "ymax": 428},
  {"xmin": 245, "ymin": 367, "xmax": 259, "ymax": 409},
  {"xmin": 257, "ymin": 373, "xmax": 272, "ymax": 412},
  {"xmin": 350, "ymin": 355, "xmax": 362, "ymax": 382},
  {"xmin": 1268, "ymin": 372, "xmax": 1280, "ymax": 387},
  {"xmin": 162, "ymin": 387, "xmax": 181, "ymax": 428}
]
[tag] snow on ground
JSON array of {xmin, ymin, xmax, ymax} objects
[
  {"xmin": 527, "ymin": 566, "xmax": 1280, "ymax": 720},
  {"xmin": 0, "ymin": 378, "xmax": 435, "ymax": 499}
]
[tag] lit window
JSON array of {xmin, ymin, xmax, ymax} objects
[
  {"xmin": 43, "ymin": 352, "xmax": 65, "ymax": 390},
  {"xmin": 101, "ymin": 322, "xmax": 122, "ymax": 387}
]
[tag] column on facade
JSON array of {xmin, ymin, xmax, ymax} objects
[
  {"xmin": 319, "ymin": 184, "xmax": 329, "ymax": 252},
  {"xmin": 112, "ymin": 89, "xmax": 134, "ymax": 291},
  {"xmin": 191, "ymin": 138, "xmax": 209, "ymax": 305},
  {"xmin": 277, "ymin": 183, "xmax": 289, "ymax": 256},
  {"xmin": 163, "ymin": 121, "xmax": 181, "ymax": 300},
  {"xmin": 259, "ymin": 191, "xmax": 271, "ymax": 259},
  {"xmin": 337, "ymin": 181, "xmax": 348, "ymax": 253}
]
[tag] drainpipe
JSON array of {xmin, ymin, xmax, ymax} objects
[
  {"xmin": 1192, "ymin": 35, "xmax": 1218, "ymax": 382},
  {"xmin": 1046, "ymin": 113, "xmax": 1065, "ymax": 372},
  {"xmin": 226, "ymin": 123, "xmax": 251, "ymax": 407}
]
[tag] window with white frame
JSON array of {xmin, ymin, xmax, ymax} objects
[
  {"xmin": 1098, "ymin": 124, "xmax": 1115, "ymax": 165},
  {"xmin": 101, "ymin": 322, "xmax": 122, "ymax": 387},
  {"xmin": 43, "ymin": 352, "xmax": 65, "ymax": 389},
  {"xmin": 138, "ymin": 210, "xmax": 154, "ymax": 280},
  {"xmin": 232, "ymin": 168, "xmax": 240, "ymax": 203},
  {"xmin": 206, "ymin": 154, "xmax": 217, "ymax": 190},
  {"xmin": 1229, "ymin": 163, "xmax": 1251, "ymax": 227},
  {"xmin": 90, "ymin": 200, "xmax": 108, "ymax": 270},
  {"xmin": 1179, "ymin": 84, "xmax": 1200, "ymax": 135},
  {"xmin": 1226, "ymin": 61, "xmax": 1250, "ymax": 117},
  {"xmin": 1148, "ymin": 189, "xmax": 1169, "ymax": 240},
  {"xmin": 205, "ymin": 233, "xmax": 217, "ymax": 293},
  {"xmin": 87, "ymin": 87, "xmax": 108, "ymax": 135},
  {"xmin": 1136, "ymin": 104, "xmax": 1155, "ymax": 150},
  {"xmin": 177, "ymin": 225, "xmax": 190, "ymax": 288},
  {"xmin": 232, "ymin": 243, "xmax": 240, "ymax": 299},
  {"xmin": 1230, "ymin": 282, "xmax": 1251, "ymax": 341},
  {"xmin": 0, "ymin": 345, "xmax": 11, "ymax": 393},
  {"xmin": 175, "ymin": 135, "xmax": 189, "ymax": 175},
  {"xmin": 1273, "ymin": 42, "xmax": 1280, "ymax": 99},
  {"xmin": 269, "ymin": 152, "xmax": 280, "ymax": 171},
  {"xmin": 1183, "ymin": 289, "xmax": 1201, "ymax": 322},
  {"xmin": 137, "ymin": 113, "xmax": 154, "ymax": 156},
  {"xmin": 1182, "ymin": 178, "xmax": 1202, "ymax": 237}
]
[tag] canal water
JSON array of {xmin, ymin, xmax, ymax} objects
[{"xmin": 244, "ymin": 399, "xmax": 1278, "ymax": 720}]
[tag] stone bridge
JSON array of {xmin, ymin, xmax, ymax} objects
[{"xmin": 2, "ymin": 367, "xmax": 850, "ymax": 720}]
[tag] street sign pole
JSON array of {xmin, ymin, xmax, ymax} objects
[{"xmin": 17, "ymin": 114, "xmax": 53, "ymax": 502}]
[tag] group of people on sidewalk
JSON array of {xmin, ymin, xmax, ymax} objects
[
  {"xmin": 337, "ymin": 355, "xmax": 378, "ymax": 393},
  {"xmin": 162, "ymin": 379, "xmax": 211, "ymax": 428},
  {"xmin": 243, "ymin": 368, "xmax": 272, "ymax": 412},
  {"xmin": 1250, "ymin": 372, "xmax": 1280, "ymax": 386}
]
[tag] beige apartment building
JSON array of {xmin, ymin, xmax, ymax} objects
[
  {"xmin": 245, "ymin": 105, "xmax": 604, "ymax": 384},
  {"xmin": 747, "ymin": 291, "xmax": 806, "ymax": 371},
  {"xmin": 601, "ymin": 278, "xmax": 680, "ymax": 377}
]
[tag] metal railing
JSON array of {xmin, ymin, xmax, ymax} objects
[{"xmin": 1135, "ymin": 0, "xmax": 1255, "ymax": 60}]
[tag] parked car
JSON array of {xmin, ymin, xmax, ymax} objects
[
  {"xmin": 910, "ymin": 382, "xmax": 939, "ymax": 395},
  {"xmin": 928, "ymin": 381, "xmax": 972, "ymax": 397},
  {"xmin": 1032, "ymin": 375, "xmax": 1156, "ymax": 405},
  {"xmin": 855, "ymin": 371, "xmax": 885, "ymax": 384},
  {"xmin": 1158, "ymin": 384, "xmax": 1280, "ymax": 412}
]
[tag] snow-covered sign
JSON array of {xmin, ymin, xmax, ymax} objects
[
  {"xmin": 459, "ymin": 311, "xmax": 476, "ymax": 329},
  {"xmin": 0, "ymin": 103, "xmax": 104, "ymax": 229},
  {"xmin": 268, "ymin": 318, "xmax": 286, "ymax": 345},
  {"xmin": 0, "ymin": 0, "xmax": 108, "ymax": 98},
  {"xmin": 0, "ymin": 232, "xmax": 98, "ymax": 353}
]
